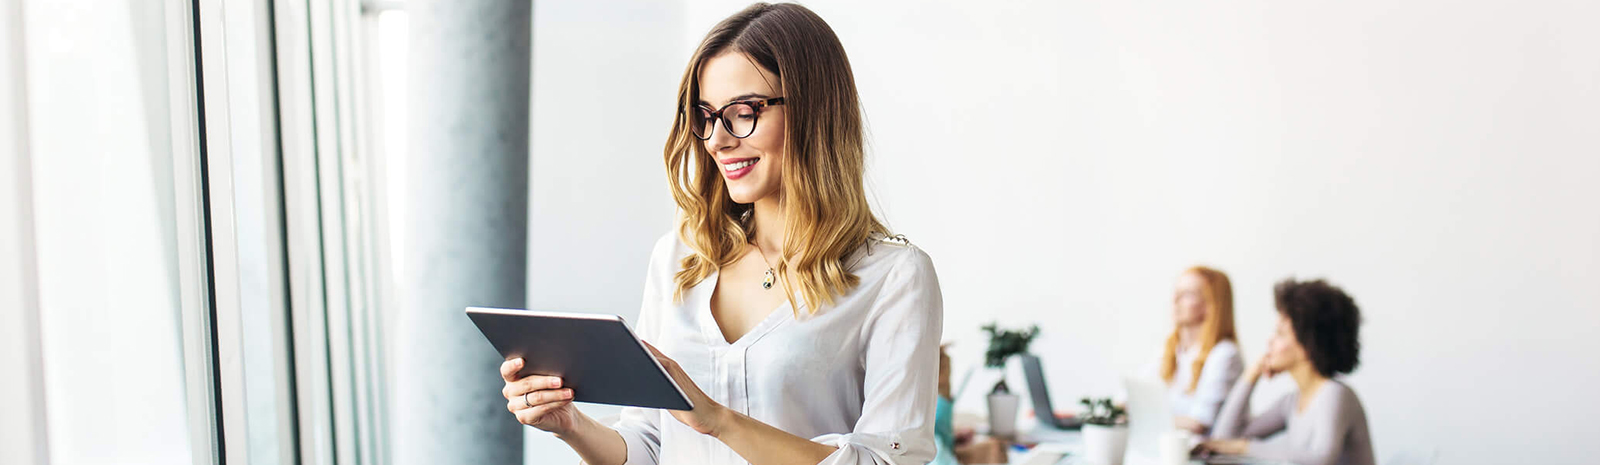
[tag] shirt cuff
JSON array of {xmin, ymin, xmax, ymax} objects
[{"xmin": 811, "ymin": 431, "xmax": 934, "ymax": 465}]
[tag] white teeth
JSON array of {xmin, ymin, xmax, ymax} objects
[{"xmin": 724, "ymin": 159, "xmax": 757, "ymax": 171}]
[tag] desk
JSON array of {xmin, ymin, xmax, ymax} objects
[
  {"xmin": 1006, "ymin": 426, "xmax": 1081, "ymax": 465},
  {"xmin": 999, "ymin": 426, "xmax": 1290, "ymax": 465}
]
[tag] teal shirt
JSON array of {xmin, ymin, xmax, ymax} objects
[{"xmin": 932, "ymin": 396, "xmax": 959, "ymax": 465}]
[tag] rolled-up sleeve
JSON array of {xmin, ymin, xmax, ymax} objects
[
  {"xmin": 612, "ymin": 406, "xmax": 662, "ymax": 465},
  {"xmin": 811, "ymin": 249, "xmax": 944, "ymax": 465}
]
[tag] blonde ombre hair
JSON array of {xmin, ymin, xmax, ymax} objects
[
  {"xmin": 663, "ymin": 3, "xmax": 887, "ymax": 313},
  {"xmin": 1160, "ymin": 266, "xmax": 1238, "ymax": 393}
]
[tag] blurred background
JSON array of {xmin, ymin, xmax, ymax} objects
[{"xmin": 2, "ymin": 0, "xmax": 1596, "ymax": 465}]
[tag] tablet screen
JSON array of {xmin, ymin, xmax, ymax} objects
[{"xmin": 467, "ymin": 307, "xmax": 693, "ymax": 411}]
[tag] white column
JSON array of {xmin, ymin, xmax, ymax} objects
[{"xmin": 393, "ymin": 1, "xmax": 531, "ymax": 465}]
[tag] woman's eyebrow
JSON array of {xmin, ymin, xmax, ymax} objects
[{"xmin": 697, "ymin": 92, "xmax": 772, "ymax": 107}]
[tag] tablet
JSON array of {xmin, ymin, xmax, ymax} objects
[{"xmin": 466, "ymin": 307, "xmax": 693, "ymax": 411}]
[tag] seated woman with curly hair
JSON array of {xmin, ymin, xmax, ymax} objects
[{"xmin": 1197, "ymin": 278, "xmax": 1375, "ymax": 465}]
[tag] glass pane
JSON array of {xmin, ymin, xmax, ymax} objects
[
  {"xmin": 23, "ymin": 1, "xmax": 194, "ymax": 463},
  {"xmin": 727, "ymin": 103, "xmax": 757, "ymax": 137}
]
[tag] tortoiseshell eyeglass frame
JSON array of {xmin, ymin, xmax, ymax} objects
[{"xmin": 688, "ymin": 97, "xmax": 786, "ymax": 140}]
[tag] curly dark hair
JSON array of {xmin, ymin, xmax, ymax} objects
[{"xmin": 1274, "ymin": 278, "xmax": 1362, "ymax": 377}]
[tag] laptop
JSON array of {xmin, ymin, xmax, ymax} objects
[
  {"xmin": 1019, "ymin": 354, "xmax": 1083, "ymax": 430},
  {"xmin": 1124, "ymin": 376, "xmax": 1180, "ymax": 465}
]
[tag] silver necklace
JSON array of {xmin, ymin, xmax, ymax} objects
[{"xmin": 752, "ymin": 242, "xmax": 777, "ymax": 290}]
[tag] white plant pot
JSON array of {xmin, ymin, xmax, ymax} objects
[
  {"xmin": 986, "ymin": 392, "xmax": 1020, "ymax": 439},
  {"xmin": 1082, "ymin": 423, "xmax": 1129, "ymax": 465}
]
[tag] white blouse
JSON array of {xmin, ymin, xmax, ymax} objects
[
  {"xmin": 611, "ymin": 232, "xmax": 944, "ymax": 465},
  {"xmin": 1160, "ymin": 340, "xmax": 1243, "ymax": 427}
]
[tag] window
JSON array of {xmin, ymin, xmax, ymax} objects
[{"xmin": 20, "ymin": 1, "xmax": 199, "ymax": 463}]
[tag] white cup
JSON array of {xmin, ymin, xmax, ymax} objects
[{"xmin": 1158, "ymin": 430, "xmax": 1193, "ymax": 465}]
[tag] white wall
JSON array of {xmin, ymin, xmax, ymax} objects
[
  {"xmin": 527, "ymin": 2, "xmax": 683, "ymax": 322},
  {"xmin": 533, "ymin": 1, "xmax": 1600, "ymax": 463}
]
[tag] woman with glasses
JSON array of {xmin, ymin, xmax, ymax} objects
[{"xmin": 497, "ymin": 3, "xmax": 943, "ymax": 465}]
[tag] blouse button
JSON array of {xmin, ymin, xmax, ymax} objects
[{"xmin": 890, "ymin": 442, "xmax": 901, "ymax": 450}]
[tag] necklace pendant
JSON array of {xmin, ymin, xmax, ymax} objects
[{"xmin": 762, "ymin": 269, "xmax": 775, "ymax": 290}]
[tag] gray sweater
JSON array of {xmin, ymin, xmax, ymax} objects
[{"xmin": 1210, "ymin": 377, "xmax": 1375, "ymax": 465}]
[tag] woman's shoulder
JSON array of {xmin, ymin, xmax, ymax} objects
[
  {"xmin": 849, "ymin": 234, "xmax": 941, "ymax": 331},
  {"xmin": 644, "ymin": 231, "xmax": 697, "ymax": 286},
  {"xmin": 649, "ymin": 230, "xmax": 697, "ymax": 264},
  {"xmin": 1302, "ymin": 379, "xmax": 1369, "ymax": 426},
  {"xmin": 852, "ymin": 233, "xmax": 936, "ymax": 281},
  {"xmin": 1322, "ymin": 379, "xmax": 1364, "ymax": 406},
  {"xmin": 650, "ymin": 230, "xmax": 682, "ymax": 259},
  {"xmin": 1206, "ymin": 340, "xmax": 1242, "ymax": 360}
]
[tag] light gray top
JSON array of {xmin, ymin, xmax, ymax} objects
[{"xmin": 1210, "ymin": 377, "xmax": 1375, "ymax": 465}]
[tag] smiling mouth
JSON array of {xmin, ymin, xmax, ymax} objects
[{"xmin": 722, "ymin": 157, "xmax": 760, "ymax": 180}]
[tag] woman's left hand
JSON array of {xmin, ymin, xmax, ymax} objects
[
  {"xmin": 644, "ymin": 342, "xmax": 730, "ymax": 437},
  {"xmin": 1195, "ymin": 439, "xmax": 1249, "ymax": 456}
]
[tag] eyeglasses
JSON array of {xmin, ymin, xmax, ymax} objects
[{"xmin": 689, "ymin": 97, "xmax": 785, "ymax": 140}]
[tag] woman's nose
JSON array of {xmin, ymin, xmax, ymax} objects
[{"xmin": 706, "ymin": 120, "xmax": 739, "ymax": 152}]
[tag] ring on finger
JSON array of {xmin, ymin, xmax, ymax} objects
[{"xmin": 523, "ymin": 391, "xmax": 533, "ymax": 409}]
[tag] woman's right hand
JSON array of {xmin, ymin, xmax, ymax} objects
[
  {"xmin": 501, "ymin": 358, "xmax": 580, "ymax": 434},
  {"xmin": 1246, "ymin": 351, "xmax": 1276, "ymax": 382}
]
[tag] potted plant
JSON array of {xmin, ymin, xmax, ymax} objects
[
  {"xmin": 980, "ymin": 322, "xmax": 1038, "ymax": 439},
  {"xmin": 1078, "ymin": 397, "xmax": 1129, "ymax": 465}
]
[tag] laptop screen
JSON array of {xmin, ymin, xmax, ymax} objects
[{"xmin": 1020, "ymin": 354, "xmax": 1055, "ymax": 426}]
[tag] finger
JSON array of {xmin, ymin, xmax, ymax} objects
[
  {"xmin": 505, "ymin": 388, "xmax": 574, "ymax": 412},
  {"xmin": 503, "ymin": 375, "xmax": 563, "ymax": 399},
  {"xmin": 515, "ymin": 399, "xmax": 573, "ymax": 426},
  {"xmin": 643, "ymin": 342, "xmax": 681, "ymax": 370},
  {"xmin": 502, "ymin": 374, "xmax": 561, "ymax": 399},
  {"xmin": 500, "ymin": 358, "xmax": 524, "ymax": 383}
]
